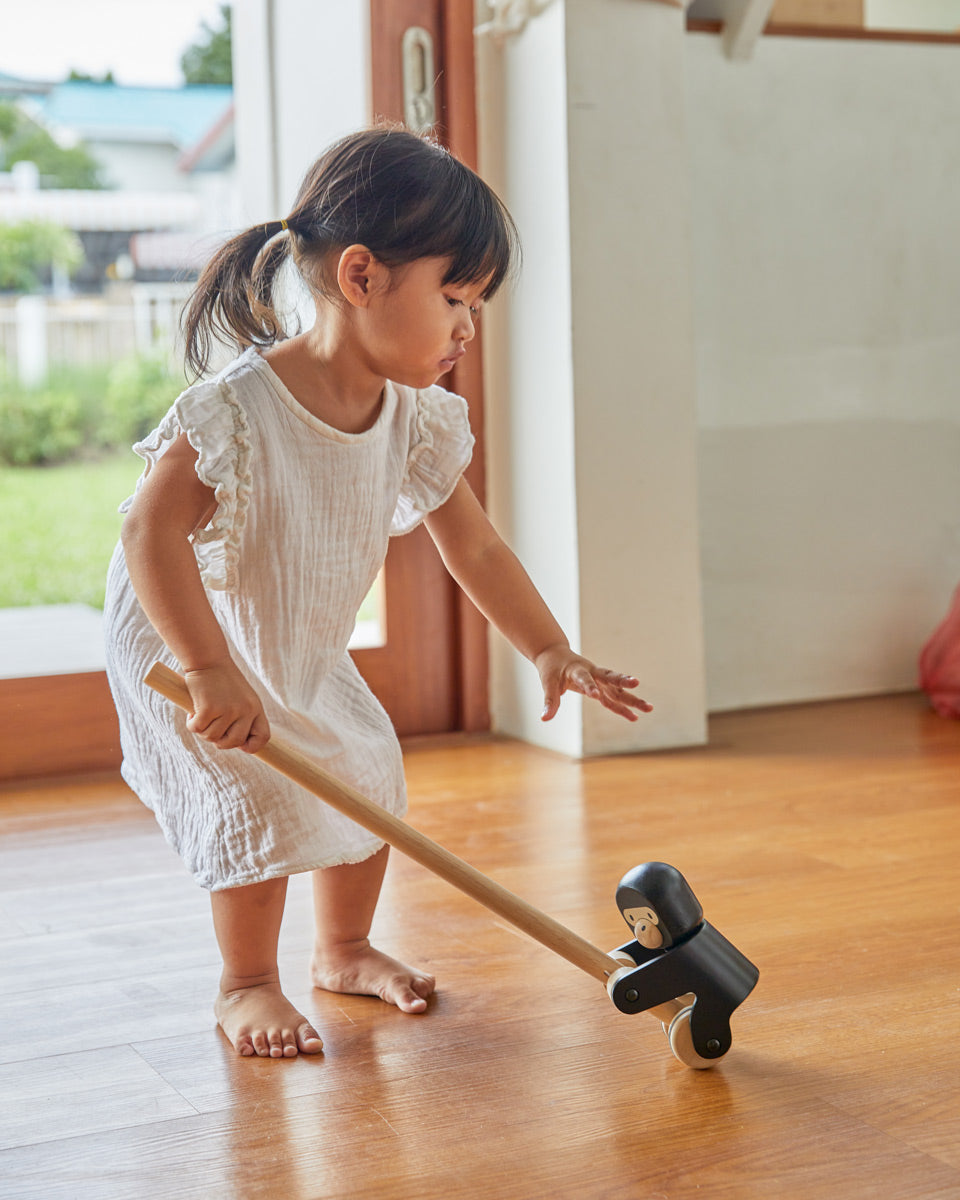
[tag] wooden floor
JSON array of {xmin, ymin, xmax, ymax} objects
[{"xmin": 1, "ymin": 693, "xmax": 958, "ymax": 1199}]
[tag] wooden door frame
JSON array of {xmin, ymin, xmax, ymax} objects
[
  {"xmin": 439, "ymin": 1, "xmax": 489, "ymax": 734},
  {"xmin": 358, "ymin": 0, "xmax": 489, "ymax": 734}
]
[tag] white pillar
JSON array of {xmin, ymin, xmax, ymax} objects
[
  {"xmin": 233, "ymin": 0, "xmax": 371, "ymax": 222},
  {"xmin": 480, "ymin": 0, "xmax": 707, "ymax": 755},
  {"xmin": 16, "ymin": 295, "xmax": 47, "ymax": 387}
]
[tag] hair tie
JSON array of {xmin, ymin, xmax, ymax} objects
[
  {"xmin": 281, "ymin": 219, "xmax": 289, "ymax": 231},
  {"xmin": 263, "ymin": 218, "xmax": 291, "ymax": 238}
]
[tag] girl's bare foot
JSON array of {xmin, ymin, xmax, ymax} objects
[
  {"xmin": 215, "ymin": 977, "xmax": 324, "ymax": 1057},
  {"xmin": 311, "ymin": 939, "xmax": 436, "ymax": 1013}
]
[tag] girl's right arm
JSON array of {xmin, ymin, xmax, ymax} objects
[{"xmin": 120, "ymin": 431, "xmax": 269, "ymax": 753}]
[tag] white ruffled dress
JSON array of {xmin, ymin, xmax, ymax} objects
[{"xmin": 103, "ymin": 347, "xmax": 473, "ymax": 890}]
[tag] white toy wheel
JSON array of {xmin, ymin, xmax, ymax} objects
[
  {"xmin": 607, "ymin": 950, "xmax": 638, "ymax": 969},
  {"xmin": 666, "ymin": 1005, "xmax": 718, "ymax": 1070},
  {"xmin": 604, "ymin": 950, "xmax": 639, "ymax": 1001}
]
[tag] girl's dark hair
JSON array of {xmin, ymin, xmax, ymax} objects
[{"xmin": 182, "ymin": 126, "xmax": 519, "ymax": 378}]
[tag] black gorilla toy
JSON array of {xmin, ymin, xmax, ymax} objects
[{"xmin": 610, "ymin": 862, "xmax": 759, "ymax": 1060}]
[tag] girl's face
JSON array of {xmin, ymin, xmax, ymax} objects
[{"xmin": 361, "ymin": 256, "xmax": 487, "ymax": 389}]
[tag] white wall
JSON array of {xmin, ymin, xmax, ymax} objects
[
  {"xmin": 686, "ymin": 32, "xmax": 960, "ymax": 709},
  {"xmin": 479, "ymin": 0, "xmax": 708, "ymax": 755},
  {"xmin": 477, "ymin": 1, "xmax": 585, "ymax": 756},
  {"xmin": 88, "ymin": 141, "xmax": 186, "ymax": 193}
]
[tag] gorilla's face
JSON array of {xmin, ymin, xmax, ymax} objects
[
  {"xmin": 616, "ymin": 862, "xmax": 704, "ymax": 949},
  {"xmin": 620, "ymin": 905, "xmax": 664, "ymax": 949}
]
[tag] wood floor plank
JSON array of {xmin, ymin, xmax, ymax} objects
[
  {"xmin": 0, "ymin": 1045, "xmax": 197, "ymax": 1152},
  {"xmin": 1, "ymin": 692, "xmax": 958, "ymax": 1199}
]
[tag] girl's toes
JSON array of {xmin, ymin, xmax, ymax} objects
[
  {"xmin": 397, "ymin": 986, "xmax": 429, "ymax": 1013},
  {"xmin": 413, "ymin": 974, "xmax": 436, "ymax": 999},
  {"xmin": 396, "ymin": 972, "xmax": 435, "ymax": 1011},
  {"xmin": 237, "ymin": 1035, "xmax": 256, "ymax": 1057},
  {"xmin": 267, "ymin": 1026, "xmax": 288, "ymax": 1056},
  {"xmin": 297, "ymin": 1023, "xmax": 323, "ymax": 1054}
]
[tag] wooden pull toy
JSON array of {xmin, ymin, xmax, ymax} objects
[
  {"xmin": 144, "ymin": 661, "xmax": 758, "ymax": 1068},
  {"xmin": 607, "ymin": 862, "xmax": 759, "ymax": 1065}
]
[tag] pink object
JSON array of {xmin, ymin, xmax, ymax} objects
[{"xmin": 919, "ymin": 584, "xmax": 960, "ymax": 717}]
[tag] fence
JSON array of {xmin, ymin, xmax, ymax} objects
[{"xmin": 0, "ymin": 284, "xmax": 192, "ymax": 381}]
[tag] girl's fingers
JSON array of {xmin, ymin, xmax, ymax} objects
[
  {"xmin": 244, "ymin": 714, "xmax": 271, "ymax": 753},
  {"xmin": 187, "ymin": 712, "xmax": 223, "ymax": 739},
  {"xmin": 605, "ymin": 703, "xmax": 639, "ymax": 722},
  {"xmin": 539, "ymin": 655, "xmax": 652, "ymax": 722},
  {"xmin": 598, "ymin": 691, "xmax": 642, "ymax": 721},
  {"xmin": 581, "ymin": 669, "xmax": 653, "ymax": 718},
  {"xmin": 215, "ymin": 718, "xmax": 254, "ymax": 749},
  {"xmin": 541, "ymin": 689, "xmax": 561, "ymax": 721},
  {"xmin": 187, "ymin": 709, "xmax": 268, "ymax": 749},
  {"xmin": 569, "ymin": 668, "xmax": 601, "ymax": 699},
  {"xmin": 594, "ymin": 668, "xmax": 640, "ymax": 687}
]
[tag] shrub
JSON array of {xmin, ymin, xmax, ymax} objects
[
  {"xmin": 0, "ymin": 354, "xmax": 182, "ymax": 465},
  {"xmin": 0, "ymin": 221, "xmax": 84, "ymax": 293},
  {"xmin": 0, "ymin": 371, "xmax": 84, "ymax": 465},
  {"xmin": 101, "ymin": 352, "xmax": 183, "ymax": 447}
]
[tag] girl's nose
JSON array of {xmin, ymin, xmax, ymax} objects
[{"xmin": 458, "ymin": 310, "xmax": 476, "ymax": 343}]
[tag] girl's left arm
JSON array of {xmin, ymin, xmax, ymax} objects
[{"xmin": 424, "ymin": 479, "xmax": 652, "ymax": 722}]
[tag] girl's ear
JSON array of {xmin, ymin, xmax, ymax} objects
[{"xmin": 337, "ymin": 245, "xmax": 385, "ymax": 308}]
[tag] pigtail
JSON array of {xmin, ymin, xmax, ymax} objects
[{"xmin": 181, "ymin": 220, "xmax": 293, "ymax": 379}]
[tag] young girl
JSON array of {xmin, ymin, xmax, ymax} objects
[{"xmin": 104, "ymin": 127, "xmax": 651, "ymax": 1060}]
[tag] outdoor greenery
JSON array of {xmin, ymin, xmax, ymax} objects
[
  {"xmin": 0, "ymin": 355, "xmax": 184, "ymax": 466},
  {"xmin": 0, "ymin": 354, "xmax": 383, "ymax": 624},
  {"xmin": 0, "ymin": 355, "xmax": 183, "ymax": 605},
  {"xmin": 0, "ymin": 8, "xmax": 235, "ymax": 615},
  {"xmin": 67, "ymin": 70, "xmax": 116, "ymax": 84},
  {"xmin": 181, "ymin": 5, "xmax": 233, "ymax": 85},
  {"xmin": 0, "ymin": 219, "xmax": 84, "ymax": 293},
  {"xmin": 0, "ymin": 101, "xmax": 102, "ymax": 190},
  {"xmin": 0, "ymin": 450, "xmax": 142, "ymax": 608}
]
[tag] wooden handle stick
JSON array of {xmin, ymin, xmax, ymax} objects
[{"xmin": 144, "ymin": 661, "xmax": 683, "ymax": 1022}]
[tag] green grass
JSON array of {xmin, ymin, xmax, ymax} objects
[
  {"xmin": 0, "ymin": 451, "xmax": 143, "ymax": 609},
  {"xmin": 1, "ymin": 450, "xmax": 386, "ymax": 627},
  {"xmin": 0, "ymin": 453, "xmax": 386, "ymax": 626}
]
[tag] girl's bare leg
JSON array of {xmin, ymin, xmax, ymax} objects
[
  {"xmin": 310, "ymin": 845, "xmax": 436, "ymax": 1013},
  {"xmin": 211, "ymin": 876, "xmax": 323, "ymax": 1057}
]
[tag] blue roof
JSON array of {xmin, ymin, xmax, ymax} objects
[{"xmin": 35, "ymin": 81, "xmax": 232, "ymax": 150}]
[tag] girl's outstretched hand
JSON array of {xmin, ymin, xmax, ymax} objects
[
  {"xmin": 183, "ymin": 661, "xmax": 271, "ymax": 753},
  {"xmin": 535, "ymin": 644, "xmax": 653, "ymax": 723}
]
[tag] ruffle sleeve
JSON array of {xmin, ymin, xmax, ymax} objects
[
  {"xmin": 119, "ymin": 376, "xmax": 252, "ymax": 591},
  {"xmin": 390, "ymin": 385, "xmax": 474, "ymax": 536}
]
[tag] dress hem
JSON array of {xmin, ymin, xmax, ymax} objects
[{"xmin": 203, "ymin": 836, "xmax": 389, "ymax": 892}]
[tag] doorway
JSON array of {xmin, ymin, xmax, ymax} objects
[{"xmin": 352, "ymin": 0, "xmax": 489, "ymax": 736}]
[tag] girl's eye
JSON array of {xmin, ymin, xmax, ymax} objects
[{"xmin": 446, "ymin": 297, "xmax": 481, "ymax": 318}]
